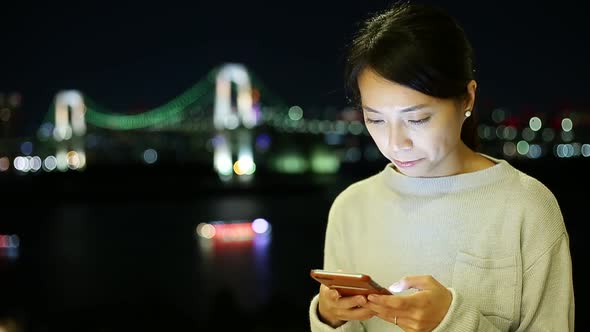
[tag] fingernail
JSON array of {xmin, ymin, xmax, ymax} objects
[
  {"xmin": 389, "ymin": 282, "xmax": 402, "ymax": 292},
  {"xmin": 367, "ymin": 294, "xmax": 378, "ymax": 301}
]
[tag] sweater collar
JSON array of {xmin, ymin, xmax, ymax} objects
[{"xmin": 381, "ymin": 154, "xmax": 515, "ymax": 195}]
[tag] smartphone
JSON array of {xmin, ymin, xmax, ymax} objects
[{"xmin": 310, "ymin": 269, "xmax": 392, "ymax": 296}]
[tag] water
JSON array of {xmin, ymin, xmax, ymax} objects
[{"xmin": 0, "ymin": 163, "xmax": 355, "ymax": 331}]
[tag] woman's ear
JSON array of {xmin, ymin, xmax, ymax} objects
[{"xmin": 465, "ymin": 80, "xmax": 477, "ymax": 111}]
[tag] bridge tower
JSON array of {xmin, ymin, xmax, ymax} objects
[
  {"xmin": 212, "ymin": 64, "xmax": 258, "ymax": 182},
  {"xmin": 53, "ymin": 90, "xmax": 86, "ymax": 171}
]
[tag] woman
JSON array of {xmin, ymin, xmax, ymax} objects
[{"xmin": 309, "ymin": 1, "xmax": 575, "ymax": 331}]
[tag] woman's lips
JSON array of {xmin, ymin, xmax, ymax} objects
[{"xmin": 392, "ymin": 158, "xmax": 423, "ymax": 168}]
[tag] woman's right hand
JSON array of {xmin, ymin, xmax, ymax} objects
[{"xmin": 318, "ymin": 284, "xmax": 375, "ymax": 328}]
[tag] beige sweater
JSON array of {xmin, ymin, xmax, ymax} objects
[{"xmin": 309, "ymin": 156, "xmax": 574, "ymax": 331}]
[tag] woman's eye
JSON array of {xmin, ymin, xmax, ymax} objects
[
  {"xmin": 365, "ymin": 118, "xmax": 384, "ymax": 124},
  {"xmin": 408, "ymin": 117, "xmax": 431, "ymax": 125}
]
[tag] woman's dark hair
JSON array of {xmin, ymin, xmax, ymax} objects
[{"xmin": 345, "ymin": 1, "xmax": 479, "ymax": 150}]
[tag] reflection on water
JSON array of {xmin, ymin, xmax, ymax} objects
[
  {"xmin": 0, "ymin": 188, "xmax": 333, "ymax": 331},
  {"xmin": 0, "ymin": 234, "xmax": 20, "ymax": 261},
  {"xmin": 196, "ymin": 219, "xmax": 272, "ymax": 313}
]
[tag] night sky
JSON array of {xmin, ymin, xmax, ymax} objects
[{"xmin": 2, "ymin": 0, "xmax": 588, "ymax": 134}]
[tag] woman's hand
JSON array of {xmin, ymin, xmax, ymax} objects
[
  {"xmin": 364, "ymin": 275, "xmax": 452, "ymax": 332},
  {"xmin": 317, "ymin": 284, "xmax": 375, "ymax": 328}
]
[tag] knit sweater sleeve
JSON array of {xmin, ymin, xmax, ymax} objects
[
  {"xmin": 310, "ymin": 189, "xmax": 366, "ymax": 332},
  {"xmin": 515, "ymin": 177, "xmax": 575, "ymax": 331},
  {"xmin": 515, "ymin": 232, "xmax": 574, "ymax": 331}
]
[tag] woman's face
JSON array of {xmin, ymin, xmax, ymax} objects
[{"xmin": 358, "ymin": 68, "xmax": 475, "ymax": 177}]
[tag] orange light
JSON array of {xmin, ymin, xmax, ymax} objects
[{"xmin": 233, "ymin": 160, "xmax": 245, "ymax": 175}]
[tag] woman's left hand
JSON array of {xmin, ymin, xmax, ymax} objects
[{"xmin": 364, "ymin": 275, "xmax": 452, "ymax": 332}]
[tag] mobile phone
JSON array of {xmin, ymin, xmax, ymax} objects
[{"xmin": 310, "ymin": 269, "xmax": 392, "ymax": 296}]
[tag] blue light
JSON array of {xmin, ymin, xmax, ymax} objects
[
  {"xmin": 251, "ymin": 218, "xmax": 270, "ymax": 234},
  {"xmin": 255, "ymin": 133, "xmax": 271, "ymax": 150}
]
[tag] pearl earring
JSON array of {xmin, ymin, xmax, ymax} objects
[{"xmin": 464, "ymin": 109, "xmax": 471, "ymax": 117}]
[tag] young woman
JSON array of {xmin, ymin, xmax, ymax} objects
[{"xmin": 309, "ymin": 2, "xmax": 575, "ymax": 331}]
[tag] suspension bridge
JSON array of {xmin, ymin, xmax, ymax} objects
[
  {"xmin": 1, "ymin": 63, "xmax": 589, "ymax": 184},
  {"xmin": 1, "ymin": 63, "xmax": 376, "ymax": 182}
]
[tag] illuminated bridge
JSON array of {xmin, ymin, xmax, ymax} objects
[
  {"xmin": 0, "ymin": 63, "xmax": 589, "ymax": 183},
  {"xmin": 0, "ymin": 64, "xmax": 384, "ymax": 183}
]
